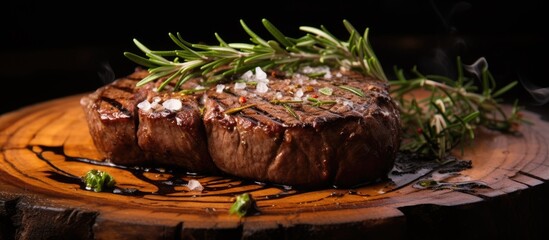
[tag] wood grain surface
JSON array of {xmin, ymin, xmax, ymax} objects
[{"xmin": 1, "ymin": 94, "xmax": 548, "ymax": 240}]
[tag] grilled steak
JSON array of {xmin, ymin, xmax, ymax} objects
[
  {"xmin": 135, "ymin": 84, "xmax": 216, "ymax": 172},
  {"xmin": 81, "ymin": 67, "xmax": 401, "ymax": 188},
  {"xmin": 203, "ymin": 68, "xmax": 401, "ymax": 188},
  {"xmin": 80, "ymin": 69, "xmax": 216, "ymax": 172},
  {"xmin": 80, "ymin": 71, "xmax": 148, "ymax": 165}
]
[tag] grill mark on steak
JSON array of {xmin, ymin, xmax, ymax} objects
[
  {"xmin": 100, "ymin": 97, "xmax": 132, "ymax": 117},
  {"xmin": 217, "ymin": 88, "xmax": 348, "ymax": 128},
  {"xmin": 80, "ymin": 78, "xmax": 147, "ymax": 166},
  {"xmin": 111, "ymin": 85, "xmax": 135, "ymax": 93},
  {"xmin": 207, "ymin": 85, "xmax": 301, "ymax": 124},
  {"xmin": 207, "ymin": 92, "xmax": 287, "ymax": 128}
]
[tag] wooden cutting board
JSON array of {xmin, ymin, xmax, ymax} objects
[{"xmin": 1, "ymin": 94, "xmax": 548, "ymax": 240}]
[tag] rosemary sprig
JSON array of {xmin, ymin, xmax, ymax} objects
[
  {"xmin": 390, "ymin": 57, "xmax": 526, "ymax": 160},
  {"xmin": 124, "ymin": 19, "xmax": 526, "ymax": 161},
  {"xmin": 124, "ymin": 18, "xmax": 387, "ymax": 92}
]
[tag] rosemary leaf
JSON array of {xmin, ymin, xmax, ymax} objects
[
  {"xmin": 307, "ymin": 97, "xmax": 336, "ymax": 107},
  {"xmin": 224, "ymin": 104, "xmax": 256, "ymax": 115},
  {"xmin": 492, "ymin": 81, "xmax": 518, "ymax": 98},
  {"xmin": 240, "ymin": 19, "xmax": 269, "ymax": 47},
  {"xmin": 338, "ymin": 85, "xmax": 365, "ymax": 97},
  {"xmin": 262, "ymin": 18, "xmax": 294, "ymax": 48},
  {"xmin": 179, "ymin": 88, "xmax": 207, "ymax": 95},
  {"xmin": 123, "ymin": 52, "xmax": 158, "ymax": 68},
  {"xmin": 282, "ymin": 104, "xmax": 299, "ymax": 120}
]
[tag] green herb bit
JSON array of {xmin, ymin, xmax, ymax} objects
[
  {"xmin": 414, "ymin": 178, "xmax": 490, "ymax": 192},
  {"xmin": 82, "ymin": 169, "xmax": 116, "ymax": 192},
  {"xmin": 235, "ymin": 79, "xmax": 258, "ymax": 86},
  {"xmin": 282, "ymin": 103, "xmax": 299, "ymax": 120},
  {"xmin": 229, "ymin": 193, "xmax": 258, "ymax": 217},
  {"xmin": 415, "ymin": 179, "xmax": 439, "ymax": 189},
  {"xmin": 338, "ymin": 85, "xmax": 365, "ymax": 97},
  {"xmin": 224, "ymin": 104, "xmax": 256, "ymax": 115},
  {"xmin": 305, "ymin": 72, "xmax": 326, "ymax": 78},
  {"xmin": 318, "ymin": 87, "xmax": 333, "ymax": 96},
  {"xmin": 307, "ymin": 97, "xmax": 337, "ymax": 107}
]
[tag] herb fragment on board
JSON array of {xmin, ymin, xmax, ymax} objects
[
  {"xmin": 82, "ymin": 169, "xmax": 116, "ymax": 192},
  {"xmin": 413, "ymin": 178, "xmax": 491, "ymax": 193},
  {"xmin": 229, "ymin": 193, "xmax": 259, "ymax": 217}
]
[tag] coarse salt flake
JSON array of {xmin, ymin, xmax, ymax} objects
[
  {"xmin": 255, "ymin": 66, "xmax": 267, "ymax": 81},
  {"xmin": 162, "ymin": 99, "xmax": 182, "ymax": 111},
  {"xmin": 151, "ymin": 101, "xmax": 162, "ymax": 110},
  {"xmin": 137, "ymin": 100, "xmax": 152, "ymax": 112},
  {"xmin": 234, "ymin": 82, "xmax": 247, "ymax": 90},
  {"xmin": 343, "ymin": 100, "xmax": 354, "ymax": 108},
  {"xmin": 241, "ymin": 70, "xmax": 254, "ymax": 81},
  {"xmin": 216, "ymin": 84, "xmax": 225, "ymax": 93},
  {"xmin": 186, "ymin": 179, "xmax": 204, "ymax": 192},
  {"xmin": 256, "ymin": 82, "xmax": 269, "ymax": 93},
  {"xmin": 294, "ymin": 89, "xmax": 304, "ymax": 98}
]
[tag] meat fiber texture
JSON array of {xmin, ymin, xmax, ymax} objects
[{"xmin": 80, "ymin": 67, "xmax": 401, "ymax": 188}]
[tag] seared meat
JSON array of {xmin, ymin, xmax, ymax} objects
[
  {"xmin": 81, "ymin": 67, "xmax": 401, "ymax": 188},
  {"xmin": 80, "ymin": 75, "xmax": 147, "ymax": 165},
  {"xmin": 80, "ymin": 69, "xmax": 215, "ymax": 172},
  {"xmin": 136, "ymin": 84, "xmax": 216, "ymax": 172},
  {"xmin": 203, "ymin": 68, "xmax": 401, "ymax": 188}
]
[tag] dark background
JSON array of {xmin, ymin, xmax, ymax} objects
[{"xmin": 1, "ymin": 0, "xmax": 548, "ymax": 116}]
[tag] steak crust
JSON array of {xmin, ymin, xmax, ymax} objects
[
  {"xmin": 203, "ymin": 69, "xmax": 401, "ymax": 188},
  {"xmin": 81, "ymin": 67, "xmax": 401, "ymax": 188},
  {"xmin": 135, "ymin": 84, "xmax": 216, "ymax": 172},
  {"xmin": 81, "ymin": 69, "xmax": 216, "ymax": 172},
  {"xmin": 80, "ymin": 71, "xmax": 148, "ymax": 165}
]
